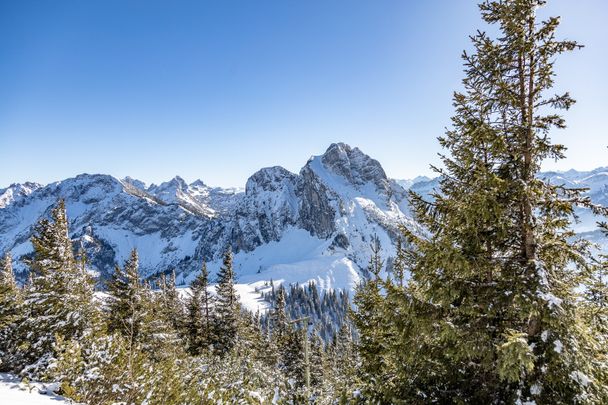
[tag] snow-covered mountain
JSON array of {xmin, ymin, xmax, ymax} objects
[
  {"xmin": 1, "ymin": 143, "xmax": 606, "ymax": 293},
  {"xmin": 0, "ymin": 143, "xmax": 415, "ymax": 291},
  {"xmin": 397, "ymin": 167, "xmax": 608, "ymax": 250}
]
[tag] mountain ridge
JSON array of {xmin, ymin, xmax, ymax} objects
[{"xmin": 1, "ymin": 143, "xmax": 606, "ymax": 294}]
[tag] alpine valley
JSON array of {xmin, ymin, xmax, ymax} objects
[{"xmin": 1, "ymin": 142, "xmax": 606, "ymax": 300}]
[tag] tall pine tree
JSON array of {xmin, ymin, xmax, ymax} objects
[
  {"xmin": 213, "ymin": 247, "xmax": 240, "ymax": 355},
  {"xmin": 106, "ymin": 249, "xmax": 147, "ymax": 344},
  {"xmin": 18, "ymin": 200, "xmax": 98, "ymax": 377},
  {"xmin": 356, "ymin": 1, "xmax": 608, "ymax": 403},
  {"xmin": 0, "ymin": 252, "xmax": 22, "ymax": 371},
  {"xmin": 186, "ymin": 262, "xmax": 214, "ymax": 355}
]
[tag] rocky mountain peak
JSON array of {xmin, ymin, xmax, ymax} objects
[
  {"xmin": 315, "ymin": 142, "xmax": 391, "ymax": 195},
  {"xmin": 0, "ymin": 182, "xmax": 43, "ymax": 208},
  {"xmin": 189, "ymin": 179, "xmax": 208, "ymax": 189},
  {"xmin": 245, "ymin": 166, "xmax": 297, "ymax": 195},
  {"xmin": 121, "ymin": 176, "xmax": 147, "ymax": 191}
]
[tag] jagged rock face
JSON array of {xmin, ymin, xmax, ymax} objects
[
  {"xmin": 296, "ymin": 165, "xmax": 336, "ymax": 238},
  {"xmin": 320, "ymin": 143, "xmax": 391, "ymax": 195}
]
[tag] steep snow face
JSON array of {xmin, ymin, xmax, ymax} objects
[{"xmin": 302, "ymin": 143, "xmax": 415, "ymax": 269}]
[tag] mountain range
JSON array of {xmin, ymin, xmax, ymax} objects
[{"xmin": 1, "ymin": 143, "xmax": 606, "ymax": 298}]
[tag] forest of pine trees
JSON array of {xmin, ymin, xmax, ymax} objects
[
  {"xmin": 1, "ymin": 1, "xmax": 607, "ymax": 404},
  {"xmin": 0, "ymin": 201, "xmax": 359, "ymax": 403}
]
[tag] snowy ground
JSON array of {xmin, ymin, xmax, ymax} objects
[{"xmin": 0, "ymin": 373, "xmax": 72, "ymax": 404}]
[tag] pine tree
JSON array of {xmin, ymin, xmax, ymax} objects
[
  {"xmin": 581, "ymin": 222, "xmax": 608, "ymax": 400},
  {"xmin": 392, "ymin": 237, "xmax": 406, "ymax": 287},
  {"xmin": 283, "ymin": 327, "xmax": 306, "ymax": 392},
  {"xmin": 0, "ymin": 252, "xmax": 20, "ymax": 329},
  {"xmin": 17, "ymin": 200, "xmax": 98, "ymax": 377},
  {"xmin": 158, "ymin": 270, "xmax": 185, "ymax": 339},
  {"xmin": 0, "ymin": 252, "xmax": 22, "ymax": 371},
  {"xmin": 351, "ymin": 238, "xmax": 390, "ymax": 394},
  {"xmin": 271, "ymin": 285, "xmax": 289, "ymax": 347},
  {"xmin": 309, "ymin": 330, "xmax": 326, "ymax": 388},
  {"xmin": 106, "ymin": 249, "xmax": 146, "ymax": 344},
  {"xmin": 186, "ymin": 262, "xmax": 213, "ymax": 355},
  {"xmin": 328, "ymin": 321, "xmax": 358, "ymax": 402},
  {"xmin": 213, "ymin": 247, "xmax": 240, "ymax": 355},
  {"xmin": 356, "ymin": 1, "xmax": 608, "ymax": 402}
]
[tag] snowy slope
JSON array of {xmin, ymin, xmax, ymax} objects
[{"xmin": 0, "ymin": 374, "xmax": 73, "ymax": 404}]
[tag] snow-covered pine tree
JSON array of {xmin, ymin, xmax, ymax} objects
[
  {"xmin": 106, "ymin": 249, "xmax": 147, "ymax": 343},
  {"xmin": 582, "ymin": 223, "xmax": 608, "ymax": 400},
  {"xmin": 356, "ymin": 1, "xmax": 608, "ymax": 403},
  {"xmin": 0, "ymin": 252, "xmax": 22, "ymax": 371},
  {"xmin": 282, "ymin": 327, "xmax": 306, "ymax": 397},
  {"xmin": 271, "ymin": 286, "xmax": 289, "ymax": 346},
  {"xmin": 309, "ymin": 329, "xmax": 326, "ymax": 388},
  {"xmin": 186, "ymin": 262, "xmax": 214, "ymax": 355},
  {"xmin": 17, "ymin": 199, "xmax": 98, "ymax": 377},
  {"xmin": 328, "ymin": 321, "xmax": 358, "ymax": 401},
  {"xmin": 351, "ymin": 237, "xmax": 390, "ymax": 393},
  {"xmin": 157, "ymin": 270, "xmax": 185, "ymax": 341},
  {"xmin": 213, "ymin": 247, "xmax": 240, "ymax": 355},
  {"xmin": 0, "ymin": 252, "xmax": 20, "ymax": 330}
]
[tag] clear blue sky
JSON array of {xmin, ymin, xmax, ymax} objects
[{"xmin": 1, "ymin": 1, "xmax": 606, "ymax": 188}]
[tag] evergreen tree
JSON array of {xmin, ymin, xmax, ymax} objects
[
  {"xmin": 392, "ymin": 237, "xmax": 406, "ymax": 287},
  {"xmin": 213, "ymin": 247, "xmax": 240, "ymax": 355},
  {"xmin": 309, "ymin": 330, "xmax": 326, "ymax": 388},
  {"xmin": 185, "ymin": 262, "xmax": 213, "ymax": 355},
  {"xmin": 158, "ymin": 270, "xmax": 185, "ymax": 339},
  {"xmin": 18, "ymin": 200, "xmax": 98, "ymax": 377},
  {"xmin": 271, "ymin": 285, "xmax": 289, "ymax": 346},
  {"xmin": 582, "ymin": 223, "xmax": 608, "ymax": 400},
  {"xmin": 0, "ymin": 252, "xmax": 22, "ymax": 371},
  {"xmin": 283, "ymin": 327, "xmax": 306, "ymax": 393},
  {"xmin": 356, "ymin": 1, "xmax": 608, "ymax": 402},
  {"xmin": 328, "ymin": 321, "xmax": 358, "ymax": 402},
  {"xmin": 106, "ymin": 249, "xmax": 146, "ymax": 344},
  {"xmin": 351, "ymin": 238, "xmax": 390, "ymax": 394},
  {"xmin": 0, "ymin": 252, "xmax": 20, "ymax": 330}
]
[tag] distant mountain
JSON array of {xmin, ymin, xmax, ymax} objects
[
  {"xmin": 397, "ymin": 167, "xmax": 608, "ymax": 250},
  {"xmin": 1, "ymin": 144, "xmax": 605, "ymax": 295},
  {"xmin": 0, "ymin": 143, "xmax": 416, "ymax": 292}
]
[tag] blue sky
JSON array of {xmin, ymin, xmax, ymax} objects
[{"xmin": 1, "ymin": 1, "xmax": 606, "ymax": 188}]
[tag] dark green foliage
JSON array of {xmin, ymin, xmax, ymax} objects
[
  {"xmin": 106, "ymin": 249, "xmax": 147, "ymax": 343},
  {"xmin": 185, "ymin": 262, "xmax": 213, "ymax": 355},
  {"xmin": 212, "ymin": 247, "xmax": 240, "ymax": 355},
  {"xmin": 262, "ymin": 281, "xmax": 351, "ymax": 343}
]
